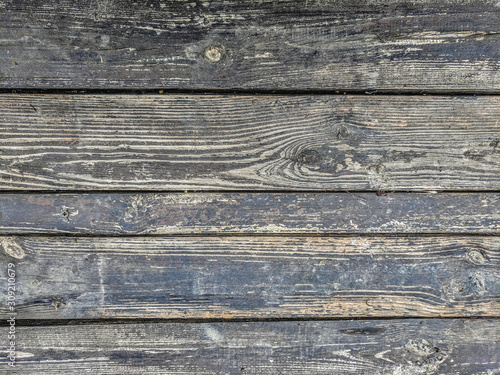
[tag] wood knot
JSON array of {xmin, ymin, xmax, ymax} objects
[
  {"xmin": 442, "ymin": 272, "xmax": 486, "ymax": 301},
  {"xmin": 368, "ymin": 163, "xmax": 385, "ymax": 174},
  {"xmin": 405, "ymin": 339, "xmax": 436, "ymax": 356},
  {"xmin": 404, "ymin": 339, "xmax": 446, "ymax": 368},
  {"xmin": 297, "ymin": 150, "xmax": 321, "ymax": 165},
  {"xmin": 465, "ymin": 248, "xmax": 489, "ymax": 265},
  {"xmin": 1, "ymin": 237, "xmax": 25, "ymax": 259},
  {"xmin": 204, "ymin": 45, "xmax": 225, "ymax": 63},
  {"xmin": 336, "ymin": 125, "xmax": 350, "ymax": 140}
]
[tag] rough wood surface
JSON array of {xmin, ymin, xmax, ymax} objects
[
  {"xmin": 1, "ymin": 1, "xmax": 499, "ymax": 372},
  {"xmin": 1, "ymin": 192, "xmax": 499, "ymax": 235},
  {"xmin": 1, "ymin": 319, "xmax": 499, "ymax": 374},
  {"xmin": 1, "ymin": 0, "xmax": 500, "ymax": 91},
  {"xmin": 1, "ymin": 236, "xmax": 499, "ymax": 319},
  {"xmin": 1, "ymin": 95, "xmax": 499, "ymax": 191}
]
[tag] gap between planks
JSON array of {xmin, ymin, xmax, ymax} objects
[{"xmin": 1, "ymin": 315, "xmax": 499, "ymax": 328}]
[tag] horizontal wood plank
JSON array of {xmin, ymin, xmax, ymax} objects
[
  {"xmin": 1, "ymin": 95, "xmax": 500, "ymax": 191},
  {"xmin": 0, "ymin": 192, "xmax": 499, "ymax": 235},
  {"xmin": 1, "ymin": 0, "xmax": 500, "ymax": 91},
  {"xmin": 1, "ymin": 236, "xmax": 499, "ymax": 319},
  {"xmin": 1, "ymin": 319, "xmax": 499, "ymax": 374}
]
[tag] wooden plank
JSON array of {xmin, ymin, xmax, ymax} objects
[
  {"xmin": 0, "ymin": 192, "xmax": 499, "ymax": 235},
  {"xmin": 1, "ymin": 319, "xmax": 499, "ymax": 374},
  {"xmin": 1, "ymin": 0, "xmax": 499, "ymax": 91},
  {"xmin": 1, "ymin": 236, "xmax": 499, "ymax": 319},
  {"xmin": 1, "ymin": 95, "xmax": 499, "ymax": 191}
]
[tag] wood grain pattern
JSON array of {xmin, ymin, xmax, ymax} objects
[
  {"xmin": 1, "ymin": 319, "xmax": 499, "ymax": 374},
  {"xmin": 1, "ymin": 236, "xmax": 499, "ymax": 319},
  {"xmin": 1, "ymin": 192, "xmax": 499, "ymax": 235},
  {"xmin": 1, "ymin": 94, "xmax": 499, "ymax": 191},
  {"xmin": 1, "ymin": 0, "xmax": 500, "ymax": 91},
  {"xmin": 1, "ymin": 1, "xmax": 499, "ymax": 372}
]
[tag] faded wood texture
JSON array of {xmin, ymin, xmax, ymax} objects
[
  {"xmin": 1, "ymin": 319, "xmax": 499, "ymax": 374},
  {"xmin": 1, "ymin": 95, "xmax": 500, "ymax": 191},
  {"xmin": 1, "ymin": 236, "xmax": 499, "ymax": 319},
  {"xmin": 1, "ymin": 0, "xmax": 500, "ymax": 91},
  {"xmin": 0, "ymin": 192, "xmax": 499, "ymax": 235}
]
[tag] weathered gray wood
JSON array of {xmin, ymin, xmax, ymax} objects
[
  {"xmin": 1, "ymin": 319, "xmax": 499, "ymax": 374},
  {"xmin": 1, "ymin": 236, "xmax": 499, "ymax": 319},
  {"xmin": 1, "ymin": 192, "xmax": 499, "ymax": 235},
  {"xmin": 1, "ymin": 0, "xmax": 499, "ymax": 91},
  {"xmin": 1, "ymin": 95, "xmax": 499, "ymax": 191}
]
